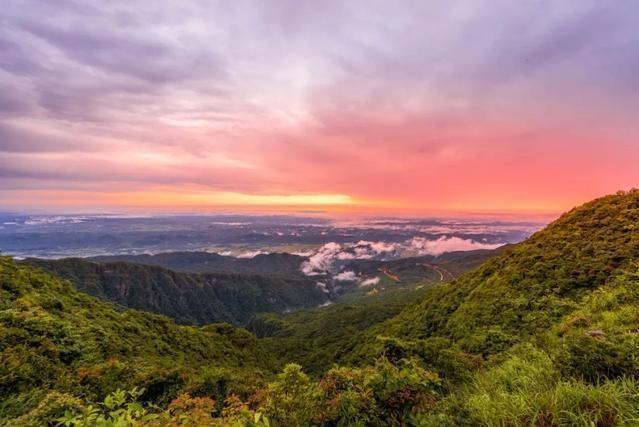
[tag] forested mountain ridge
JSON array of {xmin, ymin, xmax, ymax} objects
[
  {"xmin": 89, "ymin": 251, "xmax": 306, "ymax": 276},
  {"xmin": 247, "ymin": 248, "xmax": 505, "ymax": 375},
  {"xmin": 353, "ymin": 190, "xmax": 639, "ymax": 357},
  {"xmin": 0, "ymin": 256, "xmax": 275, "ymax": 425},
  {"xmin": 23, "ymin": 248, "xmax": 500, "ymax": 328},
  {"xmin": 22, "ymin": 258, "xmax": 329, "ymax": 325}
]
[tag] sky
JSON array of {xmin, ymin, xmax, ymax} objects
[{"xmin": 1, "ymin": 0, "xmax": 638, "ymax": 217}]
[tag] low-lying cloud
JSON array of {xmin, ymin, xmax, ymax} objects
[
  {"xmin": 333, "ymin": 270, "xmax": 358, "ymax": 282},
  {"xmin": 300, "ymin": 241, "xmax": 400, "ymax": 276},
  {"xmin": 359, "ymin": 276, "xmax": 380, "ymax": 287},
  {"xmin": 409, "ymin": 236, "xmax": 502, "ymax": 256},
  {"xmin": 300, "ymin": 237, "xmax": 503, "ymax": 276},
  {"xmin": 237, "ymin": 250, "xmax": 268, "ymax": 258}
]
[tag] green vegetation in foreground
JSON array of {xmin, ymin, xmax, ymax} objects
[
  {"xmin": 4, "ymin": 190, "xmax": 639, "ymax": 426},
  {"xmin": 0, "ymin": 256, "xmax": 275, "ymax": 425}
]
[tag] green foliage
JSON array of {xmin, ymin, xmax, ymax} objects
[
  {"xmin": 0, "ymin": 256, "xmax": 274, "ymax": 424},
  {"xmin": 446, "ymin": 346, "xmax": 639, "ymax": 426},
  {"xmin": 256, "ymin": 359, "xmax": 440, "ymax": 426},
  {"xmin": 25, "ymin": 257, "xmax": 328, "ymax": 325},
  {"xmin": 258, "ymin": 364, "xmax": 316, "ymax": 426},
  {"xmin": 552, "ymin": 263, "xmax": 639, "ymax": 383},
  {"xmin": 57, "ymin": 388, "xmax": 273, "ymax": 427},
  {"xmin": 249, "ymin": 290, "xmax": 425, "ymax": 375},
  {"xmin": 56, "ymin": 388, "xmax": 157, "ymax": 427},
  {"xmin": 6, "ymin": 190, "xmax": 639, "ymax": 425}
]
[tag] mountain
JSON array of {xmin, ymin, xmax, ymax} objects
[
  {"xmin": 250, "ymin": 190, "xmax": 639, "ymax": 425},
  {"xmin": 0, "ymin": 256, "xmax": 275, "ymax": 425},
  {"xmin": 354, "ymin": 190, "xmax": 639, "ymax": 359},
  {"xmin": 26, "ymin": 249, "xmax": 499, "ymax": 328},
  {"xmin": 22, "ymin": 258, "xmax": 329, "ymax": 325},
  {"xmin": 89, "ymin": 251, "xmax": 306, "ymax": 276},
  {"xmin": 248, "ymin": 248, "xmax": 504, "ymax": 375},
  {"xmin": 5, "ymin": 191, "xmax": 639, "ymax": 426},
  {"xmin": 340, "ymin": 248, "xmax": 506, "ymax": 293}
]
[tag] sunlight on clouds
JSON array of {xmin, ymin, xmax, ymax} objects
[
  {"xmin": 0, "ymin": 189, "xmax": 354, "ymax": 209},
  {"xmin": 182, "ymin": 192, "xmax": 354, "ymax": 206}
]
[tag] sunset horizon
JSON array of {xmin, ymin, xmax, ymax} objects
[
  {"xmin": 2, "ymin": 1, "xmax": 639, "ymax": 217},
  {"xmin": 4, "ymin": 2, "xmax": 639, "ymax": 424}
]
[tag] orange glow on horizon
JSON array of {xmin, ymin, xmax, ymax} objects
[{"xmin": 0, "ymin": 187, "xmax": 576, "ymax": 221}]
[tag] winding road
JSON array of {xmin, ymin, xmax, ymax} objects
[{"xmin": 417, "ymin": 263, "xmax": 456, "ymax": 282}]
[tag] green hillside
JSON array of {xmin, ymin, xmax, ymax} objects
[
  {"xmin": 89, "ymin": 251, "xmax": 306, "ymax": 276},
  {"xmin": 248, "ymin": 288, "xmax": 428, "ymax": 376},
  {"xmin": 0, "ymin": 256, "xmax": 275, "ymax": 425},
  {"xmin": 23, "ymin": 258, "xmax": 329, "ymax": 325},
  {"xmin": 337, "ymin": 190, "xmax": 639, "ymax": 424},
  {"xmin": 247, "ymin": 249, "xmax": 502, "ymax": 376},
  {"xmin": 354, "ymin": 190, "xmax": 639, "ymax": 359},
  {"xmin": 4, "ymin": 190, "xmax": 639, "ymax": 426}
]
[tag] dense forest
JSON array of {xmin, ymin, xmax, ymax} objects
[
  {"xmin": 2, "ymin": 190, "xmax": 639, "ymax": 425},
  {"xmin": 89, "ymin": 252, "xmax": 307, "ymax": 276},
  {"xmin": 22, "ymin": 258, "xmax": 329, "ymax": 325}
]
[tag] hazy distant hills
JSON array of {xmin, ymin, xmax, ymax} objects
[
  {"xmin": 23, "ymin": 257, "xmax": 328, "ymax": 325},
  {"xmin": 0, "ymin": 213, "xmax": 537, "ymax": 259},
  {"xmin": 89, "ymin": 251, "xmax": 306, "ymax": 275}
]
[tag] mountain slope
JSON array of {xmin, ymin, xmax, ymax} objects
[
  {"xmin": 89, "ymin": 251, "xmax": 306, "ymax": 275},
  {"xmin": 349, "ymin": 190, "xmax": 639, "ymax": 375},
  {"xmin": 23, "ymin": 258, "xmax": 329, "ymax": 325},
  {"xmin": 248, "ymin": 248, "xmax": 504, "ymax": 375},
  {"xmin": 4, "ymin": 191, "xmax": 639, "ymax": 426},
  {"xmin": 0, "ymin": 256, "xmax": 275, "ymax": 424}
]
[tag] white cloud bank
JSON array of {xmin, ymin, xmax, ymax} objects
[
  {"xmin": 300, "ymin": 237, "xmax": 503, "ymax": 276},
  {"xmin": 409, "ymin": 236, "xmax": 502, "ymax": 256},
  {"xmin": 237, "ymin": 250, "xmax": 268, "ymax": 258}
]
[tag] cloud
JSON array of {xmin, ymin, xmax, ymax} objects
[
  {"xmin": 300, "ymin": 236, "xmax": 504, "ymax": 276},
  {"xmin": 301, "ymin": 242, "xmax": 344, "ymax": 275},
  {"xmin": 334, "ymin": 270, "xmax": 357, "ymax": 282},
  {"xmin": 292, "ymin": 250, "xmax": 314, "ymax": 257},
  {"xmin": 409, "ymin": 236, "xmax": 502, "ymax": 256},
  {"xmin": 236, "ymin": 250, "xmax": 268, "ymax": 258},
  {"xmin": 359, "ymin": 276, "xmax": 380, "ymax": 287},
  {"xmin": 300, "ymin": 241, "xmax": 400, "ymax": 276},
  {"xmin": 2, "ymin": 1, "xmax": 639, "ymax": 211},
  {"xmin": 315, "ymin": 281, "xmax": 329, "ymax": 293}
]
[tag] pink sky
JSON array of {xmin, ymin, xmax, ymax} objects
[{"xmin": 1, "ymin": 1, "xmax": 638, "ymax": 216}]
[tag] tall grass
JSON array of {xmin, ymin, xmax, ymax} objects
[{"xmin": 460, "ymin": 346, "xmax": 639, "ymax": 426}]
